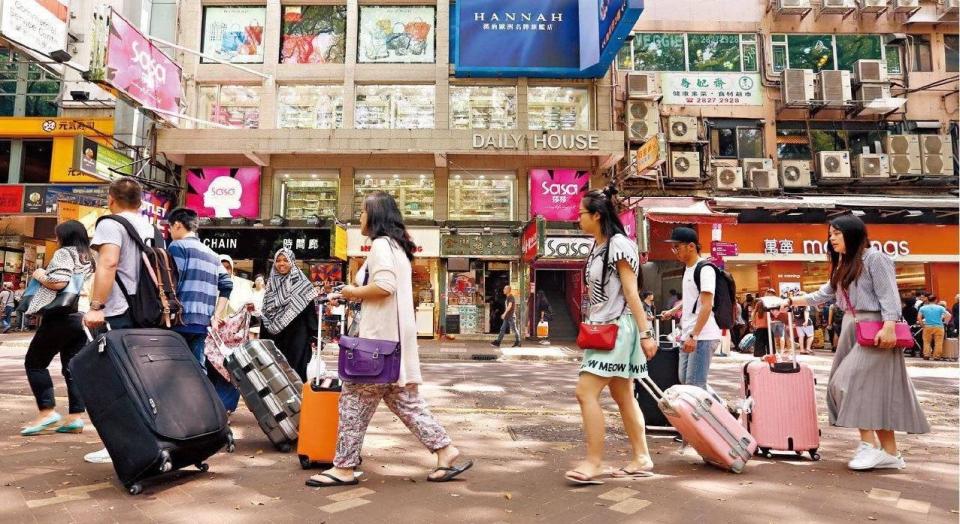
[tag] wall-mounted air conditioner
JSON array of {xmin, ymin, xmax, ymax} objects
[
  {"xmin": 742, "ymin": 158, "xmax": 774, "ymax": 176},
  {"xmin": 856, "ymin": 84, "xmax": 890, "ymax": 101},
  {"xmin": 627, "ymin": 73, "xmax": 658, "ymax": 98},
  {"xmin": 859, "ymin": 0, "xmax": 889, "ymax": 12},
  {"xmin": 884, "ymin": 134, "xmax": 921, "ymax": 176},
  {"xmin": 853, "ymin": 154, "xmax": 890, "ymax": 178},
  {"xmin": 667, "ymin": 116, "xmax": 698, "ymax": 143},
  {"xmin": 670, "ymin": 151, "xmax": 701, "ymax": 179},
  {"xmin": 920, "ymin": 134, "xmax": 954, "ymax": 176},
  {"xmin": 780, "ymin": 160, "xmax": 813, "ymax": 188},
  {"xmin": 853, "ymin": 59, "xmax": 888, "ymax": 84},
  {"xmin": 748, "ymin": 170, "xmax": 780, "ymax": 191},
  {"xmin": 714, "ymin": 166, "xmax": 743, "ymax": 190},
  {"xmin": 942, "ymin": 0, "xmax": 959, "ymax": 14},
  {"xmin": 818, "ymin": 151, "xmax": 852, "ymax": 179},
  {"xmin": 892, "ymin": 0, "xmax": 918, "ymax": 12},
  {"xmin": 818, "ymin": 70, "xmax": 852, "ymax": 107},
  {"xmin": 778, "ymin": 0, "xmax": 813, "ymax": 13},
  {"xmin": 625, "ymin": 100, "xmax": 660, "ymax": 143},
  {"xmin": 822, "ymin": 0, "xmax": 856, "ymax": 9},
  {"xmin": 781, "ymin": 69, "xmax": 815, "ymax": 105}
]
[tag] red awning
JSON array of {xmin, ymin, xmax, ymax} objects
[{"xmin": 642, "ymin": 201, "xmax": 738, "ymax": 225}]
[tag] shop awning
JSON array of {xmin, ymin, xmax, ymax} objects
[
  {"xmin": 641, "ymin": 200, "xmax": 738, "ymax": 225},
  {"xmin": 710, "ymin": 195, "xmax": 960, "ymax": 211}
]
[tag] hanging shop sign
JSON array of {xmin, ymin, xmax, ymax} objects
[
  {"xmin": 21, "ymin": 185, "xmax": 107, "ymax": 214},
  {"xmin": 711, "ymin": 241, "xmax": 739, "ymax": 257},
  {"xmin": 87, "ymin": 8, "xmax": 183, "ymax": 125},
  {"xmin": 440, "ymin": 234, "xmax": 520, "ymax": 258},
  {"xmin": 200, "ymin": 227, "xmax": 332, "ymax": 260},
  {"xmin": 347, "ymin": 226, "xmax": 441, "ymax": 258},
  {"xmin": 521, "ymin": 216, "xmax": 546, "ymax": 263},
  {"xmin": 660, "ymin": 73, "xmax": 763, "ymax": 106},
  {"xmin": 619, "ymin": 209, "xmax": 638, "ymax": 241},
  {"xmin": 332, "ymin": 225, "xmax": 348, "ymax": 261},
  {"xmin": 542, "ymin": 236, "xmax": 593, "ymax": 259},
  {"xmin": 529, "ymin": 169, "xmax": 590, "ymax": 221},
  {"xmin": 0, "ymin": 117, "xmax": 113, "ymax": 138},
  {"xmin": 0, "ymin": 185, "xmax": 23, "ymax": 213},
  {"xmin": 0, "ymin": 0, "xmax": 69, "ymax": 57},
  {"xmin": 452, "ymin": 0, "xmax": 643, "ymax": 78},
  {"xmin": 201, "ymin": 6, "xmax": 266, "ymax": 64},
  {"xmin": 634, "ymin": 134, "xmax": 665, "ymax": 173},
  {"xmin": 185, "ymin": 167, "xmax": 261, "ymax": 219},
  {"xmin": 74, "ymin": 136, "xmax": 133, "ymax": 182}
]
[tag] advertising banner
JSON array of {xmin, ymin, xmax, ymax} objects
[
  {"xmin": 280, "ymin": 6, "xmax": 347, "ymax": 64},
  {"xmin": 619, "ymin": 209, "xmax": 637, "ymax": 241},
  {"xmin": 529, "ymin": 169, "xmax": 589, "ymax": 221},
  {"xmin": 357, "ymin": 6, "xmax": 435, "ymax": 64},
  {"xmin": 185, "ymin": 167, "xmax": 261, "ymax": 219},
  {"xmin": 521, "ymin": 216, "xmax": 545, "ymax": 263},
  {"xmin": 660, "ymin": 72, "xmax": 763, "ymax": 106},
  {"xmin": 347, "ymin": 226, "xmax": 440, "ymax": 257},
  {"xmin": 332, "ymin": 225, "xmax": 348, "ymax": 261},
  {"xmin": 88, "ymin": 9, "xmax": 183, "ymax": 125},
  {"xmin": 57, "ymin": 201, "xmax": 108, "ymax": 235},
  {"xmin": 0, "ymin": 0, "xmax": 69, "ymax": 56},
  {"xmin": 74, "ymin": 136, "xmax": 133, "ymax": 182},
  {"xmin": 21, "ymin": 185, "xmax": 107, "ymax": 214},
  {"xmin": 201, "ymin": 6, "xmax": 266, "ymax": 64},
  {"xmin": 542, "ymin": 236, "xmax": 593, "ymax": 259},
  {"xmin": 140, "ymin": 190, "xmax": 172, "ymax": 232},
  {"xmin": 309, "ymin": 262, "xmax": 343, "ymax": 286},
  {"xmin": 200, "ymin": 227, "xmax": 331, "ymax": 260},
  {"xmin": 0, "ymin": 185, "xmax": 23, "ymax": 213},
  {"xmin": 634, "ymin": 134, "xmax": 664, "ymax": 174}
]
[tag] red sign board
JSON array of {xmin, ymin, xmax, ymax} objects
[
  {"xmin": 522, "ymin": 216, "xmax": 545, "ymax": 263},
  {"xmin": 0, "ymin": 185, "xmax": 24, "ymax": 213},
  {"xmin": 711, "ymin": 241, "xmax": 739, "ymax": 257}
]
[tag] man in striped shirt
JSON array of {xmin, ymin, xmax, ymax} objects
[{"xmin": 167, "ymin": 208, "xmax": 233, "ymax": 366}]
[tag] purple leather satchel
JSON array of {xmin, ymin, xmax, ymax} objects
[{"xmin": 337, "ymin": 334, "xmax": 401, "ymax": 384}]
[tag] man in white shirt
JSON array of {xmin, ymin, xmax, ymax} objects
[{"xmin": 660, "ymin": 227, "xmax": 720, "ymax": 389}]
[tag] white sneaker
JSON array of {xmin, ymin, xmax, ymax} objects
[
  {"xmin": 84, "ymin": 447, "xmax": 112, "ymax": 464},
  {"xmin": 849, "ymin": 447, "xmax": 905, "ymax": 471},
  {"xmin": 846, "ymin": 442, "xmax": 875, "ymax": 469}
]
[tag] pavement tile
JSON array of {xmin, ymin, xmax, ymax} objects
[
  {"xmin": 597, "ymin": 487, "xmax": 639, "ymax": 502},
  {"xmin": 608, "ymin": 498, "xmax": 652, "ymax": 515},
  {"xmin": 868, "ymin": 487, "xmax": 902, "ymax": 502},
  {"xmin": 327, "ymin": 487, "xmax": 376, "ymax": 502},
  {"xmin": 896, "ymin": 498, "xmax": 931, "ymax": 514},
  {"xmin": 318, "ymin": 497, "xmax": 372, "ymax": 513}
]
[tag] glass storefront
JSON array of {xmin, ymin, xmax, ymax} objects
[
  {"xmin": 198, "ymin": 85, "xmax": 261, "ymax": 129},
  {"xmin": 355, "ymin": 85, "xmax": 435, "ymax": 129},
  {"xmin": 445, "ymin": 260, "xmax": 517, "ymax": 336},
  {"xmin": 527, "ymin": 86, "xmax": 590, "ymax": 131},
  {"xmin": 277, "ymin": 85, "xmax": 344, "ymax": 129},
  {"xmin": 447, "ymin": 173, "xmax": 515, "ymax": 220},
  {"xmin": 449, "ymin": 86, "xmax": 517, "ymax": 129},
  {"xmin": 348, "ymin": 255, "xmax": 439, "ymax": 336},
  {"xmin": 354, "ymin": 171, "xmax": 435, "ymax": 219},
  {"xmin": 276, "ymin": 171, "xmax": 339, "ymax": 219}
]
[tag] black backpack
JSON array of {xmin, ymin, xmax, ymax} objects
[
  {"xmin": 692, "ymin": 260, "xmax": 737, "ymax": 330},
  {"xmin": 96, "ymin": 215, "xmax": 183, "ymax": 329}
]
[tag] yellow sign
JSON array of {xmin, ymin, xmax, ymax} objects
[
  {"xmin": 0, "ymin": 117, "xmax": 114, "ymax": 138},
  {"xmin": 57, "ymin": 201, "xmax": 109, "ymax": 235},
  {"xmin": 332, "ymin": 225, "xmax": 348, "ymax": 261},
  {"xmin": 634, "ymin": 134, "xmax": 664, "ymax": 174}
]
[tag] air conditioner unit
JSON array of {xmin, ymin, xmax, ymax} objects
[
  {"xmin": 853, "ymin": 59, "xmax": 888, "ymax": 84},
  {"xmin": 748, "ymin": 170, "xmax": 780, "ymax": 191},
  {"xmin": 742, "ymin": 158, "xmax": 774, "ymax": 175},
  {"xmin": 859, "ymin": 0, "xmax": 889, "ymax": 12},
  {"xmin": 715, "ymin": 166, "xmax": 744, "ymax": 190},
  {"xmin": 778, "ymin": 0, "xmax": 813, "ymax": 14},
  {"xmin": 670, "ymin": 151, "xmax": 701, "ymax": 179},
  {"xmin": 780, "ymin": 160, "xmax": 813, "ymax": 188},
  {"xmin": 884, "ymin": 134, "xmax": 921, "ymax": 176},
  {"xmin": 920, "ymin": 134, "xmax": 953, "ymax": 176},
  {"xmin": 818, "ymin": 151, "xmax": 852, "ymax": 179},
  {"xmin": 892, "ymin": 0, "xmax": 918, "ymax": 12},
  {"xmin": 667, "ymin": 116, "xmax": 698, "ymax": 143},
  {"xmin": 781, "ymin": 69, "xmax": 815, "ymax": 105},
  {"xmin": 856, "ymin": 84, "xmax": 890, "ymax": 101},
  {"xmin": 626, "ymin": 73, "xmax": 658, "ymax": 98},
  {"xmin": 625, "ymin": 100, "xmax": 660, "ymax": 143},
  {"xmin": 818, "ymin": 70, "xmax": 852, "ymax": 107},
  {"xmin": 942, "ymin": 0, "xmax": 959, "ymax": 14},
  {"xmin": 822, "ymin": 0, "xmax": 856, "ymax": 8},
  {"xmin": 854, "ymin": 154, "xmax": 890, "ymax": 178}
]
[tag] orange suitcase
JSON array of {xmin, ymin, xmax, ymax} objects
[{"xmin": 297, "ymin": 379, "xmax": 341, "ymax": 469}]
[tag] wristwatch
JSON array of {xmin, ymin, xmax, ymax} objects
[
  {"xmin": 89, "ymin": 301, "xmax": 106, "ymax": 311},
  {"xmin": 638, "ymin": 329, "xmax": 654, "ymax": 340}
]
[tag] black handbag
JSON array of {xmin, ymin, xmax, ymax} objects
[{"xmin": 40, "ymin": 274, "xmax": 84, "ymax": 316}]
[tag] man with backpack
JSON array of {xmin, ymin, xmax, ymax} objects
[{"xmin": 660, "ymin": 227, "xmax": 736, "ymax": 390}]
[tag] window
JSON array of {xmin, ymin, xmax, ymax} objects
[
  {"xmin": 773, "ymin": 34, "xmax": 885, "ymax": 73},
  {"xmin": 277, "ymin": 85, "xmax": 343, "ymax": 129},
  {"xmin": 835, "ymin": 35, "xmax": 882, "ymax": 72},
  {"xmin": 776, "ymin": 124, "xmax": 811, "ymax": 161},
  {"xmin": 527, "ymin": 87, "xmax": 589, "ymax": 130},
  {"xmin": 21, "ymin": 140, "xmax": 53, "ymax": 183},
  {"xmin": 910, "ymin": 35, "xmax": 932, "ymax": 72},
  {"xmin": 626, "ymin": 33, "xmax": 757, "ymax": 72},
  {"xmin": 25, "ymin": 63, "xmax": 59, "ymax": 117},
  {"xmin": 354, "ymin": 172, "xmax": 434, "ymax": 219},
  {"xmin": 786, "ymin": 34, "xmax": 835, "ymax": 72},
  {"xmin": 688, "ymin": 34, "xmax": 742, "ymax": 72},
  {"xmin": 447, "ymin": 173, "xmax": 515, "ymax": 220},
  {"xmin": 201, "ymin": 6, "xmax": 267, "ymax": 64},
  {"xmin": 0, "ymin": 49, "xmax": 16, "ymax": 117},
  {"xmin": 0, "ymin": 47, "xmax": 61, "ymax": 117},
  {"xmin": 280, "ymin": 6, "xmax": 347, "ymax": 64},
  {"xmin": 945, "ymin": 35, "xmax": 959, "ymax": 73},
  {"xmin": 885, "ymin": 44, "xmax": 902, "ymax": 75},
  {"xmin": 449, "ymin": 86, "xmax": 517, "ymax": 129},
  {"xmin": 617, "ymin": 40, "xmax": 634, "ymax": 69},
  {"xmin": 357, "ymin": 6, "xmax": 435, "ymax": 64},
  {"xmin": 355, "ymin": 85, "xmax": 435, "ymax": 129},
  {"xmin": 631, "ymin": 33, "xmax": 686, "ymax": 71},
  {"xmin": 198, "ymin": 85, "xmax": 261, "ymax": 128},
  {"xmin": 0, "ymin": 140, "xmax": 10, "ymax": 183},
  {"xmin": 276, "ymin": 172, "xmax": 339, "ymax": 219},
  {"xmin": 741, "ymin": 34, "xmax": 758, "ymax": 73},
  {"xmin": 709, "ymin": 125, "xmax": 763, "ymax": 159}
]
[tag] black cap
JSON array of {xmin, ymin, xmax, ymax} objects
[{"xmin": 665, "ymin": 226, "xmax": 699, "ymax": 244}]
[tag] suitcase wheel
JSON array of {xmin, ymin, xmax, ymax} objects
[
  {"xmin": 225, "ymin": 431, "xmax": 236, "ymax": 453},
  {"xmin": 810, "ymin": 450, "xmax": 821, "ymax": 461},
  {"xmin": 196, "ymin": 462, "xmax": 210, "ymax": 472},
  {"xmin": 159, "ymin": 450, "xmax": 172, "ymax": 473},
  {"xmin": 128, "ymin": 483, "xmax": 143, "ymax": 496},
  {"xmin": 277, "ymin": 442, "xmax": 292, "ymax": 453},
  {"xmin": 299, "ymin": 454, "xmax": 312, "ymax": 470},
  {"xmin": 760, "ymin": 448, "xmax": 773, "ymax": 459}
]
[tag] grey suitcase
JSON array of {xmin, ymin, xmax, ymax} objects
[{"xmin": 224, "ymin": 339, "xmax": 303, "ymax": 452}]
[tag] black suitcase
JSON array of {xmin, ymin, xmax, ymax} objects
[
  {"xmin": 70, "ymin": 327, "xmax": 235, "ymax": 495},
  {"xmin": 635, "ymin": 320, "xmax": 680, "ymax": 430}
]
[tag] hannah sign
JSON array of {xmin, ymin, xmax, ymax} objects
[
  {"xmin": 185, "ymin": 167, "xmax": 261, "ymax": 219},
  {"xmin": 529, "ymin": 169, "xmax": 589, "ymax": 221}
]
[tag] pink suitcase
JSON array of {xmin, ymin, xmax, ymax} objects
[
  {"xmin": 740, "ymin": 307, "xmax": 821, "ymax": 460},
  {"xmin": 638, "ymin": 378, "xmax": 757, "ymax": 474}
]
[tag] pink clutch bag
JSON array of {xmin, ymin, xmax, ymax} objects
[{"xmin": 854, "ymin": 321, "xmax": 914, "ymax": 350}]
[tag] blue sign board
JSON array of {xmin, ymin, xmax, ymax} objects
[{"xmin": 453, "ymin": 0, "xmax": 643, "ymax": 78}]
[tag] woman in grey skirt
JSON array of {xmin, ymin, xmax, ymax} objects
[{"xmin": 791, "ymin": 215, "xmax": 929, "ymax": 471}]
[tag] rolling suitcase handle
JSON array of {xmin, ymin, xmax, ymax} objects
[
  {"xmin": 82, "ymin": 323, "xmax": 112, "ymax": 351},
  {"xmin": 765, "ymin": 305, "xmax": 800, "ymax": 373}
]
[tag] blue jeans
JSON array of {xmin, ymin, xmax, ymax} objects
[
  {"xmin": 179, "ymin": 332, "xmax": 207, "ymax": 369},
  {"xmin": 2, "ymin": 305, "xmax": 13, "ymax": 331},
  {"xmin": 678, "ymin": 339, "xmax": 719, "ymax": 389},
  {"xmin": 494, "ymin": 316, "xmax": 520, "ymax": 345}
]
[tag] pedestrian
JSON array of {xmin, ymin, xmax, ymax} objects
[
  {"xmin": 641, "ymin": 290, "xmax": 656, "ymax": 320},
  {"xmin": 565, "ymin": 187, "xmax": 657, "ymax": 485},
  {"xmin": 666, "ymin": 289, "xmax": 680, "ymax": 311},
  {"xmin": 794, "ymin": 304, "xmax": 814, "ymax": 355},
  {"xmin": 166, "ymin": 208, "xmax": 238, "ymax": 410},
  {"xmin": 490, "ymin": 284, "xmax": 521, "ymax": 348},
  {"xmin": 219, "ymin": 255, "xmax": 254, "ymax": 317},
  {"xmin": 261, "ymin": 248, "xmax": 319, "ymax": 382},
  {"xmin": 307, "ymin": 190, "xmax": 471, "ymax": 487},
  {"xmin": 659, "ymin": 227, "xmax": 721, "ymax": 390},
  {"xmin": 913, "ymin": 290, "xmax": 928, "ymax": 311},
  {"xmin": 742, "ymin": 294, "xmax": 755, "ymax": 329},
  {"xmin": 249, "ymin": 274, "xmax": 266, "ymax": 337},
  {"xmin": 536, "ymin": 289, "xmax": 553, "ymax": 345},
  {"xmin": 82, "ymin": 177, "xmax": 162, "ymax": 464},
  {"xmin": 770, "ymin": 296, "xmax": 787, "ymax": 353},
  {"xmin": 790, "ymin": 214, "xmax": 929, "ymax": 471},
  {"xmin": 918, "ymin": 295, "xmax": 951, "ymax": 361},
  {"xmin": 0, "ymin": 282, "xmax": 14, "ymax": 333},
  {"xmin": 951, "ymin": 294, "xmax": 959, "ymax": 337},
  {"xmin": 732, "ymin": 299, "xmax": 746, "ymax": 348},
  {"xmin": 901, "ymin": 297, "xmax": 919, "ymax": 327},
  {"xmin": 19, "ymin": 220, "xmax": 95, "ymax": 436}
]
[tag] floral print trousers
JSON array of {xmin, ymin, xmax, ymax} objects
[{"xmin": 334, "ymin": 383, "xmax": 452, "ymax": 468}]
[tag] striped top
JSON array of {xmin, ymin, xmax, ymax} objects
[
  {"xmin": 585, "ymin": 234, "xmax": 640, "ymax": 323},
  {"xmin": 168, "ymin": 236, "xmax": 233, "ymax": 333},
  {"xmin": 804, "ymin": 247, "xmax": 901, "ymax": 321}
]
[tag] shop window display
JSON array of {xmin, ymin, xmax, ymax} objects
[
  {"xmin": 201, "ymin": 6, "xmax": 266, "ymax": 64},
  {"xmin": 446, "ymin": 261, "xmax": 512, "ymax": 335},
  {"xmin": 277, "ymin": 173, "xmax": 339, "ymax": 219},
  {"xmin": 277, "ymin": 85, "xmax": 343, "ymax": 129},
  {"xmin": 447, "ymin": 173, "xmax": 515, "ymax": 220},
  {"xmin": 198, "ymin": 85, "xmax": 261, "ymax": 129},
  {"xmin": 280, "ymin": 6, "xmax": 347, "ymax": 64},
  {"xmin": 355, "ymin": 85, "xmax": 435, "ymax": 129},
  {"xmin": 527, "ymin": 87, "xmax": 589, "ymax": 131},
  {"xmin": 449, "ymin": 86, "xmax": 517, "ymax": 130},
  {"xmin": 354, "ymin": 172, "xmax": 434, "ymax": 219},
  {"xmin": 357, "ymin": 6, "xmax": 436, "ymax": 64}
]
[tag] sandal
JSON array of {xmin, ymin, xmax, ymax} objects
[
  {"xmin": 610, "ymin": 467, "xmax": 654, "ymax": 478},
  {"xmin": 305, "ymin": 472, "xmax": 360, "ymax": 488},
  {"xmin": 564, "ymin": 470, "xmax": 605, "ymax": 485},
  {"xmin": 427, "ymin": 460, "xmax": 474, "ymax": 482}
]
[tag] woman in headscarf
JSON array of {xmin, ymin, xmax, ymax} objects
[{"xmin": 261, "ymin": 248, "xmax": 319, "ymax": 381}]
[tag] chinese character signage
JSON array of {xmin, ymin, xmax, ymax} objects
[
  {"xmin": 711, "ymin": 241, "xmax": 739, "ymax": 257},
  {"xmin": 331, "ymin": 225, "xmax": 348, "ymax": 261},
  {"xmin": 441, "ymin": 234, "xmax": 519, "ymax": 257},
  {"xmin": 452, "ymin": 0, "xmax": 643, "ymax": 78},
  {"xmin": 634, "ymin": 134, "xmax": 664, "ymax": 174},
  {"xmin": 74, "ymin": 136, "xmax": 133, "ymax": 182},
  {"xmin": 185, "ymin": 167, "xmax": 261, "ymax": 219},
  {"xmin": 201, "ymin": 6, "xmax": 266, "ymax": 64},
  {"xmin": 522, "ymin": 216, "xmax": 545, "ymax": 263},
  {"xmin": 0, "ymin": 0, "xmax": 69, "ymax": 56},
  {"xmin": 201, "ymin": 227, "xmax": 331, "ymax": 260},
  {"xmin": 0, "ymin": 185, "xmax": 23, "ymax": 213},
  {"xmin": 358, "ymin": 6, "xmax": 435, "ymax": 64},
  {"xmin": 529, "ymin": 169, "xmax": 589, "ymax": 221},
  {"xmin": 763, "ymin": 239, "xmax": 795, "ymax": 255},
  {"xmin": 660, "ymin": 73, "xmax": 763, "ymax": 106}
]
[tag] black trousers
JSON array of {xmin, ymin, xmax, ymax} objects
[
  {"xmin": 24, "ymin": 312, "xmax": 87, "ymax": 414},
  {"xmin": 753, "ymin": 327, "xmax": 770, "ymax": 358},
  {"xmin": 262, "ymin": 306, "xmax": 317, "ymax": 383}
]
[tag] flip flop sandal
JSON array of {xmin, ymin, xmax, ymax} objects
[
  {"xmin": 427, "ymin": 460, "xmax": 474, "ymax": 482},
  {"xmin": 564, "ymin": 471, "xmax": 605, "ymax": 485},
  {"xmin": 611, "ymin": 467, "xmax": 654, "ymax": 479},
  {"xmin": 305, "ymin": 473, "xmax": 359, "ymax": 488}
]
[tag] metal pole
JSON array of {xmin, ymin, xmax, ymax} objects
[{"xmin": 146, "ymin": 35, "xmax": 274, "ymax": 81}]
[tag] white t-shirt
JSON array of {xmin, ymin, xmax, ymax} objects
[
  {"xmin": 680, "ymin": 259, "xmax": 722, "ymax": 341},
  {"xmin": 90, "ymin": 211, "xmax": 156, "ymax": 318}
]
